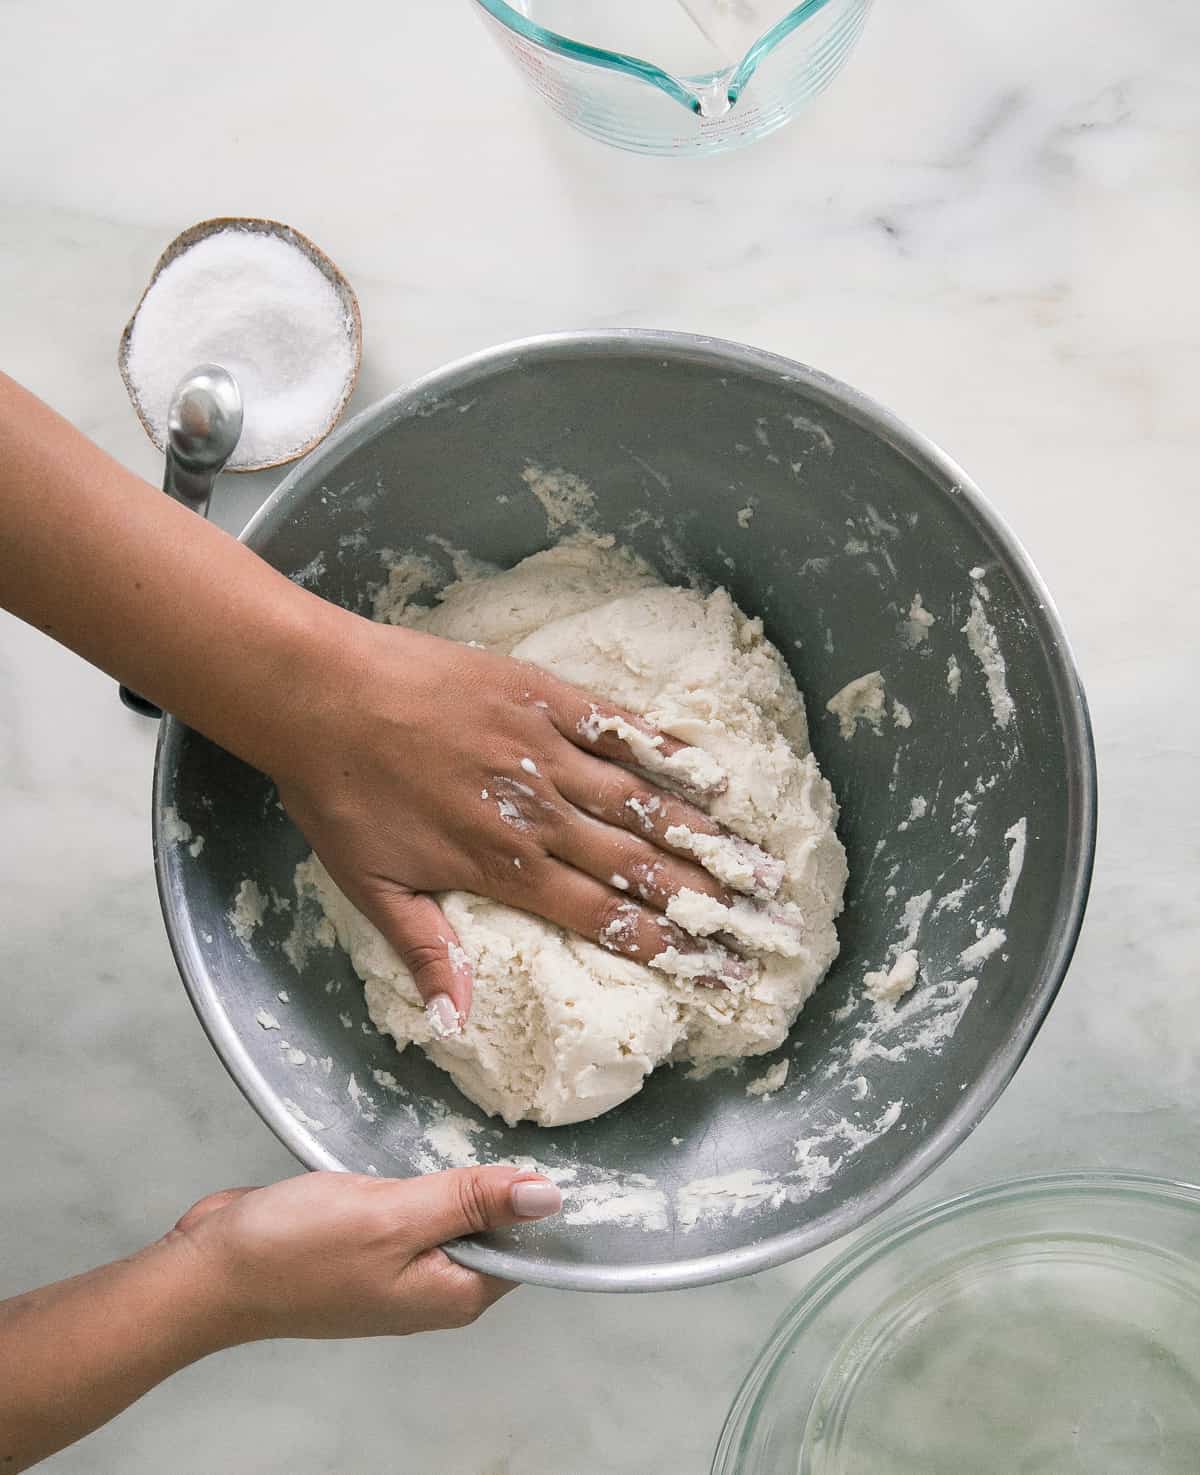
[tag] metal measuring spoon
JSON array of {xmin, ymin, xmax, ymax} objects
[
  {"xmin": 119, "ymin": 365, "xmax": 243, "ymax": 717},
  {"xmin": 161, "ymin": 362, "xmax": 244, "ymax": 515}
]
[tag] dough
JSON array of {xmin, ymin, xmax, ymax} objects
[{"xmin": 304, "ymin": 539, "xmax": 847, "ymax": 1127}]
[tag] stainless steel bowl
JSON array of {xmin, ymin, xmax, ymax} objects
[{"xmin": 153, "ymin": 331, "xmax": 1096, "ymax": 1292}]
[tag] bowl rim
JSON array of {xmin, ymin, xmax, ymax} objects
[
  {"xmin": 153, "ymin": 328, "xmax": 1099, "ymax": 1293},
  {"xmin": 710, "ymin": 1170, "xmax": 1200, "ymax": 1473}
]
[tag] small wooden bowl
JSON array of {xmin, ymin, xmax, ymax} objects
[{"xmin": 118, "ymin": 216, "xmax": 363, "ymax": 473}]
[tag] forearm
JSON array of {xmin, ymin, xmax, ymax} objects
[
  {"xmin": 0, "ymin": 373, "xmax": 354, "ymax": 775},
  {"xmin": 0, "ymin": 1238, "xmax": 237, "ymax": 1471}
]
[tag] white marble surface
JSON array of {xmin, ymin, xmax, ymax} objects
[{"xmin": 2, "ymin": 2, "xmax": 1198, "ymax": 1470}]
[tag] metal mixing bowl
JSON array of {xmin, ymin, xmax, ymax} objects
[{"xmin": 153, "ymin": 331, "xmax": 1096, "ymax": 1292}]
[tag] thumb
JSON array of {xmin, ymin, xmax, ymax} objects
[
  {"xmin": 394, "ymin": 1166, "xmax": 563, "ymax": 1250},
  {"xmin": 368, "ymin": 889, "xmax": 474, "ymax": 1030}
]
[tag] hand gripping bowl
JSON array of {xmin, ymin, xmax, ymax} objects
[{"xmin": 153, "ymin": 331, "xmax": 1096, "ymax": 1292}]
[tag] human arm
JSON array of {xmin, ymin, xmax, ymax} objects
[
  {"xmin": 0, "ymin": 373, "xmax": 764, "ymax": 1024},
  {"xmin": 0, "ymin": 1166, "xmax": 560, "ymax": 1471}
]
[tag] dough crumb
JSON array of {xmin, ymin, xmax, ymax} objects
[
  {"xmin": 826, "ymin": 671, "xmax": 887, "ymax": 739},
  {"xmin": 959, "ymin": 928, "xmax": 1006, "ymax": 967},
  {"xmin": 864, "ymin": 950, "xmax": 920, "ymax": 1004},
  {"xmin": 901, "ymin": 593, "xmax": 935, "ymax": 647},
  {"xmin": 746, "ymin": 1059, "xmax": 789, "ymax": 1097},
  {"xmin": 161, "ymin": 806, "xmax": 192, "ymax": 845}
]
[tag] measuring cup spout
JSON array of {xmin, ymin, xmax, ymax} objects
[
  {"xmin": 471, "ymin": 0, "xmax": 869, "ymax": 155},
  {"xmin": 683, "ymin": 67, "xmax": 738, "ymax": 118}
]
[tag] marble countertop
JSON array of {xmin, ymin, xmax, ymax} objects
[{"xmin": 3, "ymin": 2, "xmax": 1198, "ymax": 1471}]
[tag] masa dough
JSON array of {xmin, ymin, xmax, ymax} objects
[{"xmin": 304, "ymin": 540, "xmax": 847, "ymax": 1127}]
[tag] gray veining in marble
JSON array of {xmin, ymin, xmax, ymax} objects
[{"xmin": 2, "ymin": 2, "xmax": 1198, "ymax": 1471}]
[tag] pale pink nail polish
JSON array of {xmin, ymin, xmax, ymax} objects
[
  {"xmin": 511, "ymin": 1178, "xmax": 562, "ymax": 1219},
  {"xmin": 425, "ymin": 993, "xmax": 462, "ymax": 1039}
]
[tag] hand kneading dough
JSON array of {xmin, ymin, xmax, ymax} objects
[{"xmin": 303, "ymin": 540, "xmax": 847, "ymax": 1127}]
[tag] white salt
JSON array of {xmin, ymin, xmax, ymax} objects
[{"xmin": 125, "ymin": 227, "xmax": 356, "ymax": 469}]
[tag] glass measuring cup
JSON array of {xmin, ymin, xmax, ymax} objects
[{"xmin": 471, "ymin": 0, "xmax": 874, "ymax": 155}]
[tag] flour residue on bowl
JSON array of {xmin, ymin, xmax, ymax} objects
[
  {"xmin": 420, "ymin": 1111, "xmax": 484, "ymax": 1170},
  {"xmin": 792, "ymin": 1101, "xmax": 904, "ymax": 1193},
  {"xmin": 283, "ymin": 868, "xmax": 337, "ymax": 971},
  {"xmin": 677, "ymin": 1169, "xmax": 788, "ymax": 1228},
  {"xmin": 999, "ymin": 818, "xmax": 1028, "ymax": 916},
  {"xmin": 562, "ymin": 1177, "xmax": 669, "ymax": 1231},
  {"xmin": 161, "ymin": 804, "xmax": 205, "ymax": 858},
  {"xmin": 963, "ymin": 590, "xmax": 1014, "ymax": 729},
  {"xmin": 522, "ymin": 464, "xmax": 597, "ymax": 533},
  {"xmin": 409, "ymin": 1082, "xmax": 912, "ymax": 1237},
  {"xmin": 228, "ymin": 878, "xmax": 266, "ymax": 951},
  {"xmin": 959, "ymin": 928, "xmax": 1007, "ymax": 967},
  {"xmin": 283, "ymin": 1097, "xmax": 327, "ymax": 1133}
]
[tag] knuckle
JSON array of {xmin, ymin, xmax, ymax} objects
[
  {"xmin": 476, "ymin": 843, "xmax": 535, "ymax": 893},
  {"xmin": 454, "ymin": 1172, "xmax": 495, "ymax": 1236},
  {"xmin": 621, "ymin": 785, "xmax": 665, "ymax": 835},
  {"xmin": 629, "ymin": 855, "xmax": 668, "ymax": 903},
  {"xmin": 403, "ymin": 940, "xmax": 448, "ymax": 983},
  {"xmin": 535, "ymin": 793, "xmax": 568, "ymax": 834},
  {"xmin": 595, "ymin": 893, "xmax": 626, "ymax": 937},
  {"xmin": 594, "ymin": 894, "xmax": 641, "ymax": 955}
]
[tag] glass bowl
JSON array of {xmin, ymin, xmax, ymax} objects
[
  {"xmin": 471, "ymin": 0, "xmax": 874, "ymax": 155},
  {"xmin": 713, "ymin": 1173, "xmax": 1200, "ymax": 1474}
]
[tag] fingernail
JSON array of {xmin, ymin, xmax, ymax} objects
[
  {"xmin": 425, "ymin": 993, "xmax": 462, "ymax": 1039},
  {"xmin": 511, "ymin": 1178, "xmax": 563, "ymax": 1220}
]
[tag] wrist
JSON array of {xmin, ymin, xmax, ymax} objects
[
  {"xmin": 203, "ymin": 583, "xmax": 363, "ymax": 781},
  {"xmin": 253, "ymin": 602, "xmax": 426, "ymax": 791},
  {"xmin": 128, "ymin": 1233, "xmax": 250, "ymax": 1363}
]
